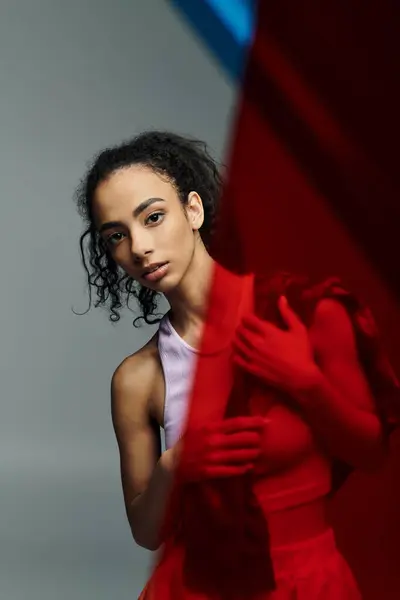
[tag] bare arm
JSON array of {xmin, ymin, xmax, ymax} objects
[
  {"xmin": 111, "ymin": 352, "xmax": 175, "ymax": 551},
  {"xmin": 299, "ymin": 298, "xmax": 386, "ymax": 470},
  {"xmin": 112, "ymin": 347, "xmax": 265, "ymax": 550}
]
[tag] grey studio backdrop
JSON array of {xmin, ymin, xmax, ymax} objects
[{"xmin": 0, "ymin": 1, "xmax": 236, "ymax": 598}]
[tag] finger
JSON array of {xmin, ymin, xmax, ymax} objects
[
  {"xmin": 205, "ymin": 464, "xmax": 255, "ymax": 479},
  {"xmin": 277, "ymin": 296, "xmax": 304, "ymax": 331},
  {"xmin": 233, "ymin": 340, "xmax": 256, "ymax": 362},
  {"xmin": 219, "ymin": 416, "xmax": 265, "ymax": 434},
  {"xmin": 211, "ymin": 447, "xmax": 261, "ymax": 465},
  {"xmin": 233, "ymin": 354, "xmax": 264, "ymax": 379},
  {"xmin": 240, "ymin": 313, "xmax": 277, "ymax": 335},
  {"xmin": 234, "ymin": 326, "xmax": 254, "ymax": 349},
  {"xmin": 233, "ymin": 331, "xmax": 256, "ymax": 358},
  {"xmin": 218, "ymin": 430, "xmax": 263, "ymax": 450}
]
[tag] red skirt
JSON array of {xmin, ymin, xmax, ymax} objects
[{"xmin": 138, "ymin": 528, "xmax": 361, "ymax": 599}]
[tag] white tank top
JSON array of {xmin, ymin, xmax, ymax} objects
[{"xmin": 158, "ymin": 314, "xmax": 198, "ymax": 449}]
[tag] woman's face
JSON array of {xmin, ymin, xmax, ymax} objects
[{"xmin": 92, "ymin": 165, "xmax": 204, "ymax": 293}]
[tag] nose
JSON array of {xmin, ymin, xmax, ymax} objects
[{"xmin": 130, "ymin": 229, "xmax": 153, "ymax": 263}]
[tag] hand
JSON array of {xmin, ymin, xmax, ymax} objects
[
  {"xmin": 173, "ymin": 416, "xmax": 266, "ymax": 483},
  {"xmin": 233, "ymin": 296, "xmax": 320, "ymax": 394}
]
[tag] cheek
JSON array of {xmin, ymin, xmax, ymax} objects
[
  {"xmin": 162, "ymin": 214, "xmax": 193, "ymax": 246},
  {"xmin": 172, "ymin": 225, "xmax": 195, "ymax": 255},
  {"xmin": 109, "ymin": 241, "xmax": 132, "ymax": 266},
  {"xmin": 176, "ymin": 211, "xmax": 195, "ymax": 238}
]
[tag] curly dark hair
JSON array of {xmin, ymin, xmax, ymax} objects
[{"xmin": 75, "ymin": 130, "xmax": 222, "ymax": 326}]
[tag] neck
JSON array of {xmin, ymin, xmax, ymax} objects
[
  {"xmin": 165, "ymin": 240, "xmax": 251, "ymax": 344},
  {"xmin": 166, "ymin": 241, "xmax": 214, "ymax": 334}
]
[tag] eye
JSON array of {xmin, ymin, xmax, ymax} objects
[
  {"xmin": 145, "ymin": 211, "xmax": 164, "ymax": 226},
  {"xmin": 106, "ymin": 231, "xmax": 126, "ymax": 246}
]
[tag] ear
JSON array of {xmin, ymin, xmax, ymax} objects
[{"xmin": 186, "ymin": 191, "xmax": 204, "ymax": 232}]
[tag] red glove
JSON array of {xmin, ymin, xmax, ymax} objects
[
  {"xmin": 176, "ymin": 416, "xmax": 265, "ymax": 483},
  {"xmin": 233, "ymin": 298, "xmax": 317, "ymax": 394}
]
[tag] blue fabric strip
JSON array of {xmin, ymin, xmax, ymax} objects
[{"xmin": 168, "ymin": 0, "xmax": 256, "ymax": 81}]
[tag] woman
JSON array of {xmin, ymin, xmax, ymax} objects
[{"xmin": 75, "ymin": 131, "xmax": 398, "ymax": 598}]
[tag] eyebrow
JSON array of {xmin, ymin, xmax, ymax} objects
[{"xmin": 99, "ymin": 197, "xmax": 165, "ymax": 233}]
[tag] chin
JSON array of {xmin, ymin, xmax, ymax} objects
[
  {"xmin": 157, "ymin": 276, "xmax": 181, "ymax": 294},
  {"xmin": 140, "ymin": 274, "xmax": 177, "ymax": 294}
]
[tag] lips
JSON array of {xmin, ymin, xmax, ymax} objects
[{"xmin": 142, "ymin": 262, "xmax": 169, "ymax": 282}]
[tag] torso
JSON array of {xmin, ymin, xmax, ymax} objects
[{"xmin": 134, "ymin": 272, "xmax": 332, "ymax": 545}]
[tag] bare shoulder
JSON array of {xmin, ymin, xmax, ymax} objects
[
  {"xmin": 111, "ymin": 333, "xmax": 160, "ymax": 428},
  {"xmin": 309, "ymin": 298, "xmax": 357, "ymax": 359},
  {"xmin": 111, "ymin": 333, "xmax": 163, "ymax": 507}
]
